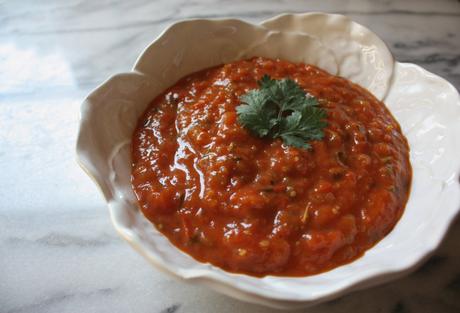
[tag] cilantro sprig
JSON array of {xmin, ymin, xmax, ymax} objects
[{"xmin": 236, "ymin": 75, "xmax": 327, "ymax": 149}]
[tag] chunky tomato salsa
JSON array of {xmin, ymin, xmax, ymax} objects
[{"xmin": 131, "ymin": 57, "xmax": 411, "ymax": 277}]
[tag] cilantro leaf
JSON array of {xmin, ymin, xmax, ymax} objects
[
  {"xmin": 236, "ymin": 75, "xmax": 327, "ymax": 149},
  {"xmin": 236, "ymin": 89, "xmax": 276, "ymax": 137}
]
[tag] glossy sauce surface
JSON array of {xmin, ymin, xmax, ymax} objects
[{"xmin": 131, "ymin": 57, "xmax": 411, "ymax": 277}]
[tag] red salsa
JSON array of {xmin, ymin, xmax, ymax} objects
[{"xmin": 131, "ymin": 57, "xmax": 411, "ymax": 277}]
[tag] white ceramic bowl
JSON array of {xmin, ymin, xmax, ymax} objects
[{"xmin": 76, "ymin": 13, "xmax": 460, "ymax": 309}]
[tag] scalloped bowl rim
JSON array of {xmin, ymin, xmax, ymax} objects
[{"xmin": 76, "ymin": 12, "xmax": 460, "ymax": 309}]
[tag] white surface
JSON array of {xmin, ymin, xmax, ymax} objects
[
  {"xmin": 76, "ymin": 13, "xmax": 460, "ymax": 309},
  {"xmin": 1, "ymin": 1, "xmax": 460, "ymax": 313}
]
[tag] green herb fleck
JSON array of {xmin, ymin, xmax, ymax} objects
[{"xmin": 236, "ymin": 75, "xmax": 327, "ymax": 149}]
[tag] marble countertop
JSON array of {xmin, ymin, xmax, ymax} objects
[{"xmin": 1, "ymin": 1, "xmax": 459, "ymax": 312}]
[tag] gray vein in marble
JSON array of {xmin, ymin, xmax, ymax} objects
[
  {"xmin": 6, "ymin": 288, "xmax": 117, "ymax": 313},
  {"xmin": 160, "ymin": 304, "xmax": 181, "ymax": 313},
  {"xmin": 4, "ymin": 232, "xmax": 118, "ymax": 248},
  {"xmin": 393, "ymin": 38, "xmax": 458, "ymax": 50},
  {"xmin": 0, "ymin": 17, "xmax": 177, "ymax": 35}
]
